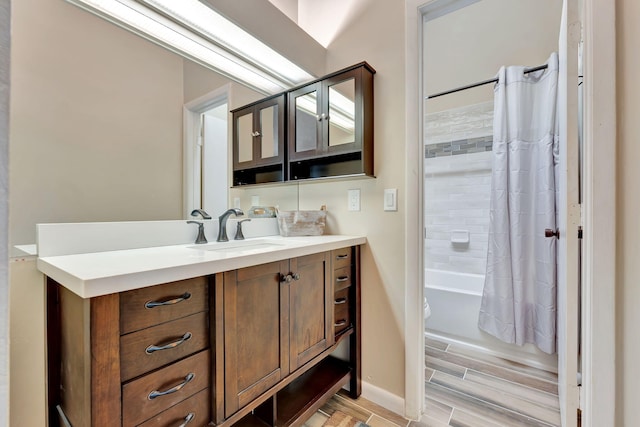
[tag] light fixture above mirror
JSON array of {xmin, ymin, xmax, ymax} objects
[{"xmin": 66, "ymin": 0, "xmax": 315, "ymax": 94}]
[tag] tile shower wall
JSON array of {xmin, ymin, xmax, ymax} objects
[
  {"xmin": 425, "ymin": 102, "xmax": 493, "ymax": 275},
  {"xmin": 425, "ymin": 101, "xmax": 493, "ymax": 146}
]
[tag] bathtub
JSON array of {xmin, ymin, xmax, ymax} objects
[{"xmin": 425, "ymin": 269, "xmax": 558, "ymax": 371}]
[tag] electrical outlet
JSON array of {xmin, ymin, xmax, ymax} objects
[
  {"xmin": 251, "ymin": 195, "xmax": 260, "ymax": 206},
  {"xmin": 348, "ymin": 189, "xmax": 361, "ymax": 211},
  {"xmin": 233, "ymin": 198, "xmax": 241, "ymax": 209}
]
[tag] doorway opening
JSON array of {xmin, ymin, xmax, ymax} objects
[
  {"xmin": 418, "ymin": 0, "xmax": 579, "ymax": 425},
  {"xmin": 183, "ymin": 85, "xmax": 231, "ymax": 217}
]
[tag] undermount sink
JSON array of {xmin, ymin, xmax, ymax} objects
[{"xmin": 186, "ymin": 239, "xmax": 286, "ymax": 253}]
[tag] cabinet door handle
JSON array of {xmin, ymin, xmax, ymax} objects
[
  {"xmin": 336, "ymin": 276, "xmax": 349, "ymax": 282},
  {"xmin": 145, "ymin": 292, "xmax": 191, "ymax": 309},
  {"xmin": 148, "ymin": 373, "xmax": 195, "ymax": 400},
  {"xmin": 292, "ymin": 273, "xmax": 300, "ymax": 281},
  {"xmin": 280, "ymin": 274, "xmax": 293, "ymax": 284},
  {"xmin": 336, "ymin": 254, "xmax": 349, "ymax": 260},
  {"xmin": 251, "ymin": 131, "xmax": 261, "ymax": 137},
  {"xmin": 145, "ymin": 332, "xmax": 192, "ymax": 354},
  {"xmin": 334, "ymin": 319, "xmax": 347, "ymax": 327},
  {"xmin": 178, "ymin": 413, "xmax": 195, "ymax": 427},
  {"xmin": 334, "ymin": 298, "xmax": 347, "ymax": 305}
]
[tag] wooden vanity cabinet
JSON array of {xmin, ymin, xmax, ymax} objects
[
  {"xmin": 46, "ymin": 246, "xmax": 361, "ymax": 427},
  {"xmin": 47, "ymin": 276, "xmax": 212, "ymax": 427},
  {"xmin": 222, "ymin": 259, "xmax": 291, "ymax": 418}
]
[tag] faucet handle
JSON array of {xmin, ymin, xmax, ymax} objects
[
  {"xmin": 187, "ymin": 220, "xmax": 208, "ymax": 244},
  {"xmin": 190, "ymin": 209, "xmax": 212, "ymax": 220},
  {"xmin": 235, "ymin": 219, "xmax": 252, "ymax": 240}
]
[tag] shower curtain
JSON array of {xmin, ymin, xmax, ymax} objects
[{"xmin": 478, "ymin": 52, "xmax": 559, "ymax": 354}]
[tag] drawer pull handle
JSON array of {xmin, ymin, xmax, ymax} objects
[
  {"xmin": 334, "ymin": 319, "xmax": 348, "ymax": 327},
  {"xmin": 179, "ymin": 413, "xmax": 195, "ymax": 427},
  {"xmin": 146, "ymin": 332, "xmax": 192, "ymax": 354},
  {"xmin": 145, "ymin": 292, "xmax": 192, "ymax": 309},
  {"xmin": 336, "ymin": 276, "xmax": 349, "ymax": 282},
  {"xmin": 336, "ymin": 254, "xmax": 349, "ymax": 260},
  {"xmin": 334, "ymin": 298, "xmax": 347, "ymax": 305},
  {"xmin": 148, "ymin": 373, "xmax": 195, "ymax": 400}
]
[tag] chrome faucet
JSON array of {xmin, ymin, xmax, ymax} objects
[{"xmin": 217, "ymin": 208, "xmax": 244, "ymax": 242}]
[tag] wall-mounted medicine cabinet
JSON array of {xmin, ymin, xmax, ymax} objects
[{"xmin": 231, "ymin": 62, "xmax": 375, "ymax": 187}]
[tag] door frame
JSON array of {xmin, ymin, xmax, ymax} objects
[
  {"xmin": 403, "ymin": 0, "xmax": 617, "ymax": 425},
  {"xmin": 183, "ymin": 84, "xmax": 231, "ymax": 217}
]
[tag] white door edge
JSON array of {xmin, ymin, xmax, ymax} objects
[{"xmin": 580, "ymin": 0, "xmax": 617, "ymax": 425}]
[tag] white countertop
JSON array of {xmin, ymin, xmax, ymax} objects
[{"xmin": 38, "ymin": 235, "xmax": 366, "ymax": 298}]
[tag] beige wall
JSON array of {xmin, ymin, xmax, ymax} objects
[
  {"xmin": 9, "ymin": 259, "xmax": 45, "ymax": 427},
  {"xmin": 425, "ymin": 0, "xmax": 562, "ymax": 112},
  {"xmin": 616, "ymin": 0, "xmax": 640, "ymax": 425},
  {"xmin": 10, "ymin": 0, "xmax": 189, "ymax": 247},
  {"xmin": 299, "ymin": 0, "xmax": 407, "ymax": 397}
]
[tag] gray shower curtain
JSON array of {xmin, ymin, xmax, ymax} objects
[{"xmin": 478, "ymin": 53, "xmax": 559, "ymax": 354}]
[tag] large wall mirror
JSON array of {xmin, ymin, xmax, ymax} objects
[{"xmin": 10, "ymin": 0, "xmax": 306, "ymax": 250}]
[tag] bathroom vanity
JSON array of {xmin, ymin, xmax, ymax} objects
[{"xmin": 39, "ymin": 229, "xmax": 364, "ymax": 427}]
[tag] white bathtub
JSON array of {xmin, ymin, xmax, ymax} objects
[{"xmin": 425, "ymin": 269, "xmax": 558, "ymax": 371}]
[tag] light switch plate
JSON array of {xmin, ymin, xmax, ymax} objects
[
  {"xmin": 384, "ymin": 188, "xmax": 397, "ymax": 211},
  {"xmin": 348, "ymin": 189, "xmax": 361, "ymax": 211}
]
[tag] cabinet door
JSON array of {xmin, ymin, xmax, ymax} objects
[
  {"xmin": 288, "ymin": 82, "xmax": 322, "ymax": 160},
  {"xmin": 288, "ymin": 252, "xmax": 333, "ymax": 371},
  {"xmin": 223, "ymin": 260, "xmax": 290, "ymax": 418},
  {"xmin": 233, "ymin": 95, "xmax": 285, "ymax": 170},
  {"xmin": 325, "ymin": 68, "xmax": 361, "ymax": 155}
]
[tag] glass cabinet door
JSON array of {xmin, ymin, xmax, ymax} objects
[
  {"xmin": 236, "ymin": 112, "xmax": 254, "ymax": 164},
  {"xmin": 259, "ymin": 104, "xmax": 278, "ymax": 160},
  {"xmin": 328, "ymin": 78, "xmax": 356, "ymax": 147},
  {"xmin": 289, "ymin": 83, "xmax": 322, "ymax": 160},
  {"xmin": 233, "ymin": 95, "xmax": 285, "ymax": 173}
]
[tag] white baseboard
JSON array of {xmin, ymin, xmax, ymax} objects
[{"xmin": 361, "ymin": 381, "xmax": 405, "ymax": 418}]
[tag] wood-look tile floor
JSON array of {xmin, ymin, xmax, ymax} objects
[
  {"xmin": 304, "ymin": 390, "xmax": 411, "ymax": 427},
  {"xmin": 420, "ymin": 337, "xmax": 561, "ymax": 427},
  {"xmin": 308, "ymin": 337, "xmax": 560, "ymax": 427}
]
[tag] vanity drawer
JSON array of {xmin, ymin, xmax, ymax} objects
[
  {"xmin": 332, "ymin": 248, "xmax": 352, "ymax": 270},
  {"xmin": 122, "ymin": 350, "xmax": 210, "ymax": 427},
  {"xmin": 334, "ymin": 288, "xmax": 351, "ymax": 335},
  {"xmin": 120, "ymin": 277, "xmax": 208, "ymax": 335},
  {"xmin": 333, "ymin": 266, "xmax": 352, "ymax": 292},
  {"xmin": 121, "ymin": 312, "xmax": 209, "ymax": 382},
  {"xmin": 137, "ymin": 388, "xmax": 210, "ymax": 427}
]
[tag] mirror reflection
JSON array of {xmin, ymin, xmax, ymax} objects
[
  {"xmin": 328, "ymin": 79, "xmax": 356, "ymax": 146},
  {"xmin": 237, "ymin": 113, "xmax": 254, "ymax": 163},
  {"xmin": 260, "ymin": 105, "xmax": 278, "ymax": 159},
  {"xmin": 295, "ymin": 91, "xmax": 319, "ymax": 153}
]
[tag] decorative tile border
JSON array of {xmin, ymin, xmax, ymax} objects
[{"xmin": 425, "ymin": 136, "xmax": 493, "ymax": 158}]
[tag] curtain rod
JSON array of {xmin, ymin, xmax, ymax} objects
[{"xmin": 426, "ymin": 64, "xmax": 549, "ymax": 99}]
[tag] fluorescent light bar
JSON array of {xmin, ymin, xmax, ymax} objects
[
  {"xmin": 140, "ymin": 0, "xmax": 314, "ymax": 86},
  {"xmin": 65, "ymin": 0, "xmax": 305, "ymax": 94}
]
